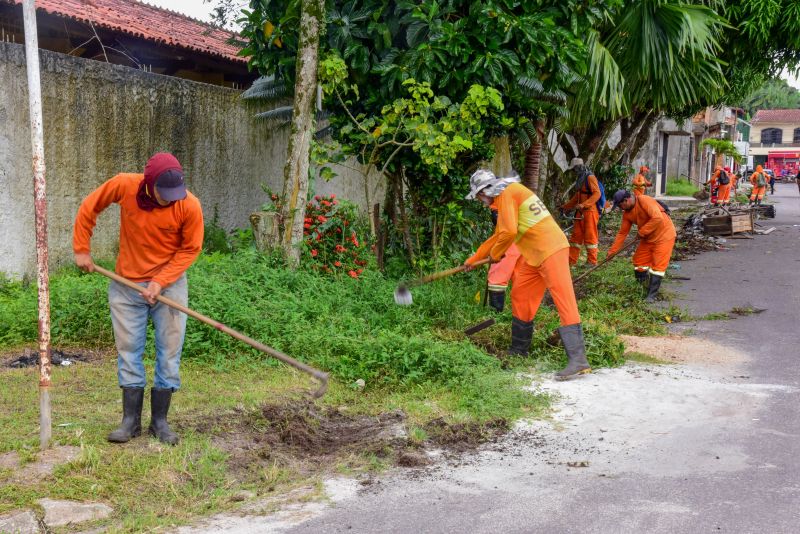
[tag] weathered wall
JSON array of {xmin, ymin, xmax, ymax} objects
[{"xmin": 0, "ymin": 42, "xmax": 382, "ymax": 278}]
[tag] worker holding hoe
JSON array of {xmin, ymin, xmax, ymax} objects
[
  {"xmin": 632, "ymin": 165, "xmax": 652, "ymax": 196},
  {"xmin": 73, "ymin": 153, "xmax": 204, "ymax": 445},
  {"xmin": 464, "ymin": 170, "xmax": 591, "ymax": 380},
  {"xmin": 608, "ymin": 190, "xmax": 676, "ymax": 302},
  {"xmin": 561, "ymin": 158, "xmax": 602, "ymax": 267}
]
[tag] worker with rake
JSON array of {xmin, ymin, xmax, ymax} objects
[
  {"xmin": 561, "ymin": 158, "xmax": 602, "ymax": 267},
  {"xmin": 632, "ymin": 165, "xmax": 652, "ymax": 196},
  {"xmin": 73, "ymin": 153, "xmax": 204, "ymax": 445},
  {"xmin": 608, "ymin": 190, "xmax": 676, "ymax": 302},
  {"xmin": 464, "ymin": 170, "xmax": 591, "ymax": 380}
]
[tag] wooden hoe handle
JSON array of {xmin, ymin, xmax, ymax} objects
[
  {"xmin": 93, "ymin": 266, "xmax": 329, "ymax": 398},
  {"xmin": 405, "ymin": 257, "xmax": 492, "ymax": 288}
]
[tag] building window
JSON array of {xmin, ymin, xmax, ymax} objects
[
  {"xmin": 761, "ymin": 128, "xmax": 782, "ymax": 144},
  {"xmin": 794, "ymin": 128, "xmax": 800, "ymax": 144}
]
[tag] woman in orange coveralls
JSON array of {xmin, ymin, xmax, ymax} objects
[
  {"xmin": 608, "ymin": 190, "xmax": 676, "ymax": 302},
  {"xmin": 632, "ymin": 166, "xmax": 652, "ymax": 196},
  {"xmin": 464, "ymin": 170, "xmax": 590, "ymax": 380}
]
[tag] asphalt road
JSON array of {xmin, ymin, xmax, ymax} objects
[{"xmin": 191, "ymin": 184, "xmax": 800, "ymax": 534}]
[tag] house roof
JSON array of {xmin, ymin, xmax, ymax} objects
[
  {"xmin": 752, "ymin": 109, "xmax": 800, "ymax": 124},
  {"xmin": 5, "ymin": 0, "xmax": 245, "ymax": 63}
]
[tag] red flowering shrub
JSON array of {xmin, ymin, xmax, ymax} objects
[{"xmin": 303, "ymin": 194, "xmax": 369, "ymax": 278}]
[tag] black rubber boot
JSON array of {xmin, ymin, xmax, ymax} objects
[
  {"xmin": 645, "ymin": 274, "xmax": 663, "ymax": 303},
  {"xmin": 488, "ymin": 290, "xmax": 506, "ymax": 313},
  {"xmin": 634, "ymin": 270, "xmax": 649, "ymax": 285},
  {"xmin": 507, "ymin": 317, "xmax": 534, "ymax": 356},
  {"xmin": 108, "ymin": 387, "xmax": 144, "ymax": 443},
  {"xmin": 149, "ymin": 388, "xmax": 179, "ymax": 445},
  {"xmin": 555, "ymin": 324, "xmax": 591, "ymax": 380}
]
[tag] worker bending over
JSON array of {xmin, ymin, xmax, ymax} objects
[
  {"xmin": 561, "ymin": 158, "xmax": 601, "ymax": 266},
  {"xmin": 632, "ymin": 166, "xmax": 652, "ymax": 196},
  {"xmin": 465, "ymin": 170, "xmax": 590, "ymax": 380},
  {"xmin": 608, "ymin": 190, "xmax": 676, "ymax": 303},
  {"xmin": 710, "ymin": 166, "xmax": 732, "ymax": 206}
]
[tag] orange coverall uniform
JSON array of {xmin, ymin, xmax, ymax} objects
[
  {"xmin": 632, "ymin": 172, "xmax": 652, "ymax": 196},
  {"xmin": 562, "ymin": 175, "xmax": 601, "ymax": 265},
  {"xmin": 467, "ymin": 183, "xmax": 579, "ymax": 326},
  {"xmin": 73, "ymin": 174, "xmax": 204, "ymax": 287},
  {"xmin": 750, "ymin": 166, "xmax": 768, "ymax": 202},
  {"xmin": 710, "ymin": 167, "xmax": 731, "ymax": 205},
  {"xmin": 608, "ymin": 195, "xmax": 676, "ymax": 278}
]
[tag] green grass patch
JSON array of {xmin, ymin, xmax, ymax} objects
[{"xmin": 665, "ymin": 178, "xmax": 699, "ymax": 197}]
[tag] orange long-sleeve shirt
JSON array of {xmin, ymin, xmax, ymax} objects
[
  {"xmin": 73, "ymin": 173, "xmax": 204, "ymax": 287},
  {"xmin": 563, "ymin": 175, "xmax": 601, "ymax": 214},
  {"xmin": 632, "ymin": 173, "xmax": 652, "ymax": 194},
  {"xmin": 467, "ymin": 183, "xmax": 568, "ymax": 268},
  {"xmin": 608, "ymin": 195, "xmax": 676, "ymax": 256}
]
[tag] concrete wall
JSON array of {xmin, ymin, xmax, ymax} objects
[
  {"xmin": 0, "ymin": 43, "xmax": 382, "ymax": 277},
  {"xmin": 751, "ymin": 123, "xmax": 800, "ymax": 145}
]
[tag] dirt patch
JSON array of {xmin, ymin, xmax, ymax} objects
[
  {"xmin": 185, "ymin": 400, "xmax": 507, "ymax": 482},
  {"xmin": 0, "ymin": 445, "xmax": 82, "ymax": 486},
  {"xmin": 620, "ymin": 334, "xmax": 747, "ymax": 367},
  {"xmin": 2, "ymin": 347, "xmax": 106, "ymax": 369},
  {"xmin": 423, "ymin": 417, "xmax": 509, "ymax": 453}
]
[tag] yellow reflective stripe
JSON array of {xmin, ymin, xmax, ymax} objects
[
  {"xmin": 488, "ymin": 284, "xmax": 508, "ymax": 291},
  {"xmin": 649, "ymin": 269, "xmax": 666, "ymax": 276},
  {"xmin": 634, "ymin": 266, "xmax": 649, "ymax": 271},
  {"xmin": 585, "ymin": 244, "xmax": 599, "ymax": 249},
  {"xmin": 569, "ymin": 243, "xmax": 582, "ymax": 248},
  {"xmin": 516, "ymin": 193, "xmax": 552, "ymax": 240}
]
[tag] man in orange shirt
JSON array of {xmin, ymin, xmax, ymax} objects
[
  {"xmin": 632, "ymin": 166, "xmax": 652, "ymax": 196},
  {"xmin": 465, "ymin": 170, "xmax": 590, "ymax": 380},
  {"xmin": 608, "ymin": 190, "xmax": 676, "ymax": 302},
  {"xmin": 486, "ymin": 205, "xmax": 522, "ymax": 312},
  {"xmin": 73, "ymin": 153, "xmax": 204, "ymax": 445},
  {"xmin": 561, "ymin": 158, "xmax": 601, "ymax": 266}
]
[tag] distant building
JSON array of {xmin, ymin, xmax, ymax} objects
[
  {"xmin": 750, "ymin": 109, "xmax": 800, "ymax": 176},
  {"xmin": 0, "ymin": 0, "xmax": 255, "ymax": 88},
  {"xmin": 690, "ymin": 106, "xmax": 749, "ymax": 182}
]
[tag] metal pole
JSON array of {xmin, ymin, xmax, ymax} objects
[{"xmin": 22, "ymin": 0, "xmax": 52, "ymax": 449}]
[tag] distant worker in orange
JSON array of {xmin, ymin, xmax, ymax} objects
[
  {"xmin": 465, "ymin": 170, "xmax": 590, "ymax": 380},
  {"xmin": 561, "ymin": 158, "xmax": 601, "ymax": 266},
  {"xmin": 749, "ymin": 165, "xmax": 769, "ymax": 206},
  {"xmin": 608, "ymin": 190, "xmax": 676, "ymax": 303},
  {"xmin": 710, "ymin": 165, "xmax": 732, "ymax": 206},
  {"xmin": 632, "ymin": 166, "xmax": 652, "ymax": 196}
]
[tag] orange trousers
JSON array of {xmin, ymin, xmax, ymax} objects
[
  {"xmin": 487, "ymin": 244, "xmax": 521, "ymax": 291},
  {"xmin": 632, "ymin": 238, "xmax": 675, "ymax": 277},
  {"xmin": 568, "ymin": 208, "xmax": 599, "ymax": 265},
  {"xmin": 510, "ymin": 248, "xmax": 581, "ymax": 325},
  {"xmin": 750, "ymin": 186, "xmax": 766, "ymax": 201},
  {"xmin": 716, "ymin": 184, "xmax": 731, "ymax": 203}
]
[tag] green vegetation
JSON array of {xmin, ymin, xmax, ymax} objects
[
  {"xmin": 666, "ymin": 179, "xmax": 700, "ymax": 197},
  {"xmin": 738, "ymin": 78, "xmax": 800, "ymax": 118}
]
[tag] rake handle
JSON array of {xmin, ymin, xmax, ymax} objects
[
  {"xmin": 406, "ymin": 257, "xmax": 492, "ymax": 288},
  {"xmin": 572, "ymin": 238, "xmax": 639, "ymax": 287},
  {"xmin": 93, "ymin": 266, "xmax": 329, "ymax": 398}
]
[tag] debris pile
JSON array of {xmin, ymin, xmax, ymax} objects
[{"xmin": 5, "ymin": 349, "xmax": 88, "ymax": 368}]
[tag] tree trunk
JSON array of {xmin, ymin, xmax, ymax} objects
[
  {"xmin": 490, "ymin": 136, "xmax": 513, "ymax": 178},
  {"xmin": 523, "ymin": 117, "xmax": 546, "ymax": 191},
  {"xmin": 280, "ymin": 0, "xmax": 324, "ymax": 268},
  {"xmin": 624, "ymin": 113, "xmax": 660, "ymax": 164}
]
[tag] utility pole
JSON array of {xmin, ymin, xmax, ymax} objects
[{"xmin": 22, "ymin": 0, "xmax": 52, "ymax": 449}]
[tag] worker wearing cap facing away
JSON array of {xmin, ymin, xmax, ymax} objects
[
  {"xmin": 561, "ymin": 158, "xmax": 601, "ymax": 266},
  {"xmin": 608, "ymin": 190, "xmax": 676, "ymax": 302},
  {"xmin": 464, "ymin": 170, "xmax": 591, "ymax": 380},
  {"xmin": 73, "ymin": 153, "xmax": 204, "ymax": 445},
  {"xmin": 632, "ymin": 166, "xmax": 652, "ymax": 196},
  {"xmin": 749, "ymin": 165, "xmax": 768, "ymax": 205}
]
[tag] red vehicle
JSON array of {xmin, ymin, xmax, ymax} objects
[{"xmin": 766, "ymin": 152, "xmax": 799, "ymax": 181}]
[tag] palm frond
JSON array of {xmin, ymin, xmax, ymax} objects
[
  {"xmin": 254, "ymin": 106, "xmax": 294, "ymax": 123},
  {"xmin": 243, "ymin": 76, "xmax": 290, "ymax": 102}
]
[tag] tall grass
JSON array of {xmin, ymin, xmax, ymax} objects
[{"xmin": 665, "ymin": 178, "xmax": 699, "ymax": 196}]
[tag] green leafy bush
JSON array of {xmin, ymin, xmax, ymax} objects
[{"xmin": 302, "ymin": 195, "xmax": 369, "ymax": 278}]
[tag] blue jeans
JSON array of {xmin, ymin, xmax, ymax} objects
[{"xmin": 108, "ymin": 275, "xmax": 188, "ymax": 390}]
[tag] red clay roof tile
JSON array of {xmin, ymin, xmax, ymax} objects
[
  {"xmin": 752, "ymin": 109, "xmax": 800, "ymax": 124},
  {"xmin": 6, "ymin": 0, "xmax": 245, "ymax": 63}
]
